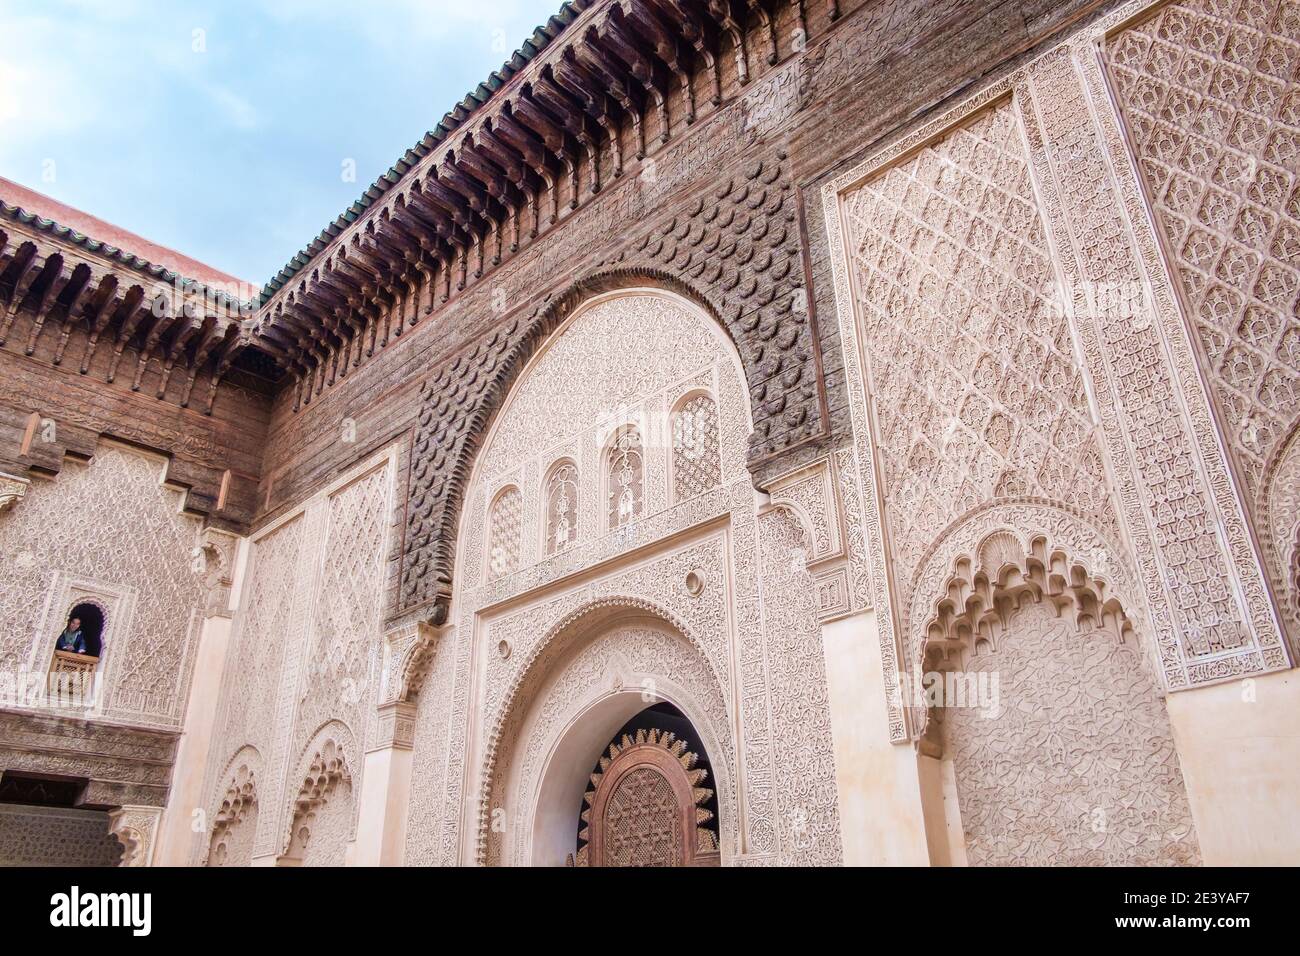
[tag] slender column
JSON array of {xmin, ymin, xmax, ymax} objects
[
  {"xmin": 821, "ymin": 609, "xmax": 932, "ymax": 865},
  {"xmin": 154, "ymin": 529, "xmax": 240, "ymax": 865},
  {"xmin": 352, "ymin": 701, "xmax": 417, "ymax": 865}
]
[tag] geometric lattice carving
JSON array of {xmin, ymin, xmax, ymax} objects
[
  {"xmin": 1108, "ymin": 0, "xmax": 1300, "ymax": 497},
  {"xmin": 943, "ymin": 602, "xmax": 1201, "ymax": 866},
  {"xmin": 298, "ymin": 464, "xmax": 391, "ymax": 753},
  {"xmin": 487, "ymin": 486, "xmax": 523, "ymax": 580},
  {"xmin": 1107, "ymin": 0, "xmax": 1300, "ymax": 650},
  {"xmin": 544, "ymin": 460, "xmax": 580, "ymax": 556},
  {"xmin": 605, "ymin": 427, "xmax": 644, "ymax": 530},
  {"xmin": 840, "ymin": 101, "xmax": 1113, "ymax": 589},
  {"xmin": 672, "ymin": 393, "xmax": 722, "ymax": 501},
  {"xmin": 601, "ymin": 766, "xmax": 680, "ymax": 865},
  {"xmin": 0, "ymin": 443, "xmax": 205, "ymax": 725}
]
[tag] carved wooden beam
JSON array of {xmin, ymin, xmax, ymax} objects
[
  {"xmin": 0, "ymin": 252, "xmax": 54, "ymax": 345},
  {"xmin": 75, "ymin": 275, "xmax": 122, "ymax": 372},
  {"xmin": 32, "ymin": 262, "xmax": 94, "ymax": 358}
]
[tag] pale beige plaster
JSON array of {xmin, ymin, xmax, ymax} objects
[{"xmin": 1167, "ymin": 670, "xmax": 1300, "ymax": 866}]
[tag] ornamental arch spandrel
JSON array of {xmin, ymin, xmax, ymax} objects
[{"xmin": 400, "ymin": 285, "xmax": 843, "ymax": 866}]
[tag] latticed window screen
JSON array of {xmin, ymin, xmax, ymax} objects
[
  {"xmin": 671, "ymin": 394, "xmax": 721, "ymax": 501},
  {"xmin": 544, "ymin": 461, "xmax": 580, "ymax": 555},
  {"xmin": 606, "ymin": 428, "xmax": 644, "ymax": 530},
  {"xmin": 487, "ymin": 486, "xmax": 522, "ymax": 580},
  {"xmin": 604, "ymin": 767, "xmax": 680, "ymax": 867}
]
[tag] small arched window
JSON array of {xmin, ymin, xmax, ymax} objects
[
  {"xmin": 544, "ymin": 460, "xmax": 580, "ymax": 556},
  {"xmin": 606, "ymin": 427, "xmax": 644, "ymax": 531},
  {"xmin": 54, "ymin": 602, "xmax": 104, "ymax": 657},
  {"xmin": 48, "ymin": 601, "xmax": 104, "ymax": 708},
  {"xmin": 487, "ymin": 486, "xmax": 523, "ymax": 581},
  {"xmin": 671, "ymin": 393, "xmax": 721, "ymax": 501}
]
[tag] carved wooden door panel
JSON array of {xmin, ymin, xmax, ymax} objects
[{"xmin": 572, "ymin": 728, "xmax": 719, "ymax": 867}]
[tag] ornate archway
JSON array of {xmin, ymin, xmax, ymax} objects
[
  {"xmin": 479, "ymin": 604, "xmax": 738, "ymax": 868},
  {"xmin": 399, "ymin": 284, "xmax": 841, "ymax": 867},
  {"xmin": 913, "ymin": 521, "xmax": 1199, "ymax": 865}
]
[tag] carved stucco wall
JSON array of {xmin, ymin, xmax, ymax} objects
[
  {"xmin": 1104, "ymin": 0, "xmax": 1300, "ymax": 647},
  {"xmin": 0, "ymin": 441, "xmax": 205, "ymax": 727},
  {"xmin": 403, "ymin": 290, "xmax": 847, "ymax": 866},
  {"xmin": 208, "ymin": 800, "xmax": 258, "ymax": 867},
  {"xmin": 0, "ymin": 805, "xmax": 122, "ymax": 867},
  {"xmin": 199, "ymin": 449, "xmax": 395, "ymax": 865},
  {"xmin": 944, "ymin": 602, "xmax": 1200, "ymax": 865},
  {"xmin": 838, "ymin": 101, "xmax": 1117, "ymax": 586},
  {"xmin": 822, "ymin": 0, "xmax": 1290, "ymax": 748},
  {"xmin": 295, "ymin": 778, "xmax": 354, "ymax": 867}
]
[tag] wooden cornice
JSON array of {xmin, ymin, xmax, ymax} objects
[{"xmin": 248, "ymin": 0, "xmax": 799, "ymax": 398}]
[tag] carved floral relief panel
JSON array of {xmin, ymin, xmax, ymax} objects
[
  {"xmin": 0, "ymin": 442, "xmax": 206, "ymax": 727},
  {"xmin": 944, "ymin": 602, "xmax": 1200, "ymax": 866}
]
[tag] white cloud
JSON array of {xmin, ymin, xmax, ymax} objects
[{"xmin": 203, "ymin": 83, "xmax": 261, "ymax": 130}]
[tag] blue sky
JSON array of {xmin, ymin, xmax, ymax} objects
[{"xmin": 0, "ymin": 0, "xmax": 564, "ymax": 285}]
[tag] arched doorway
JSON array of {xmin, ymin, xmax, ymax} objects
[
  {"xmin": 569, "ymin": 702, "xmax": 719, "ymax": 867},
  {"xmin": 481, "ymin": 609, "xmax": 739, "ymax": 868}
]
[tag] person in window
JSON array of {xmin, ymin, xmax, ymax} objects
[{"xmin": 56, "ymin": 617, "xmax": 87, "ymax": 654}]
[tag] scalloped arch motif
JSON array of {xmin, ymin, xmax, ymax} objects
[
  {"xmin": 280, "ymin": 723, "xmax": 355, "ymax": 866},
  {"xmin": 205, "ymin": 748, "xmax": 260, "ymax": 868},
  {"xmin": 906, "ymin": 503, "xmax": 1150, "ymax": 717}
]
